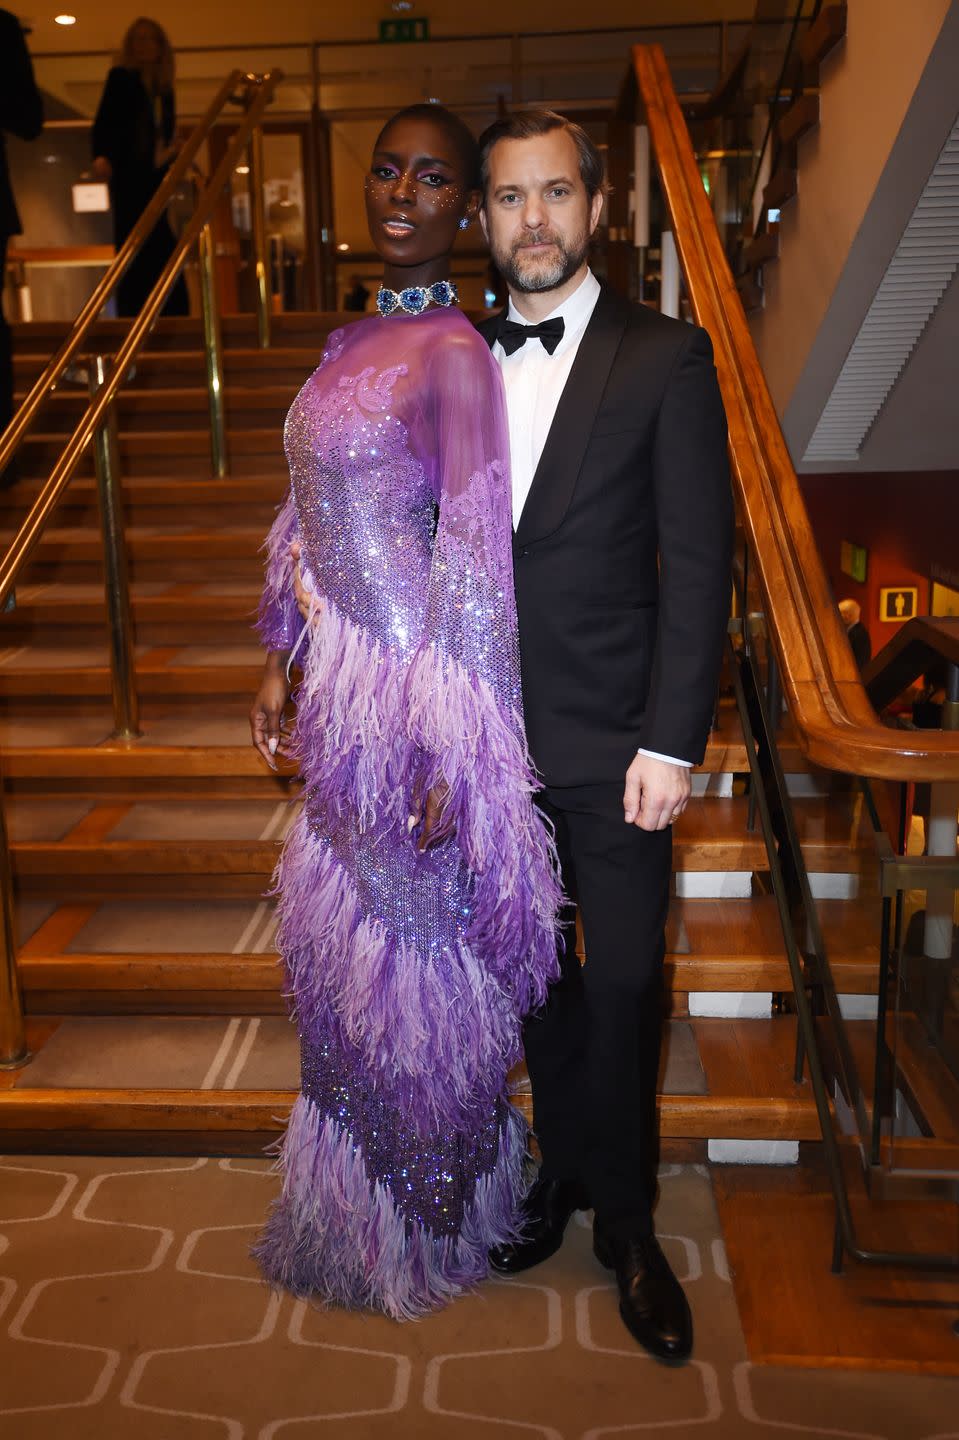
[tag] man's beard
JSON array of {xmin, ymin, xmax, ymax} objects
[{"xmin": 494, "ymin": 224, "xmax": 591, "ymax": 294}]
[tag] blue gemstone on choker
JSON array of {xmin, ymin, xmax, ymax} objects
[
  {"xmin": 400, "ymin": 286, "xmax": 427, "ymax": 314},
  {"xmin": 376, "ymin": 281, "xmax": 459, "ymax": 317}
]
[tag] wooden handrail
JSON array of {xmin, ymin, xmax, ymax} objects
[
  {"xmin": 0, "ymin": 71, "xmax": 283, "ymax": 613},
  {"xmin": 632, "ymin": 43, "xmax": 959, "ymax": 780}
]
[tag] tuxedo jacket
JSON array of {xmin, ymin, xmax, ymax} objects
[
  {"xmin": 477, "ymin": 284, "xmax": 734, "ymax": 788},
  {"xmin": 0, "ymin": 8, "xmax": 44, "ymax": 239}
]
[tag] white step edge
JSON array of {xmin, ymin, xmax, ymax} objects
[
  {"xmin": 689, "ymin": 992, "xmax": 773, "ymax": 1018},
  {"xmin": 708, "ymin": 1138, "xmax": 800, "ymax": 1165}
]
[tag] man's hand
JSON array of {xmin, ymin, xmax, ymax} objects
[
  {"xmin": 250, "ymin": 654, "xmax": 292, "ymax": 770},
  {"xmin": 291, "ymin": 540, "xmax": 319, "ymax": 625},
  {"xmin": 623, "ymin": 753, "xmax": 691, "ymax": 831}
]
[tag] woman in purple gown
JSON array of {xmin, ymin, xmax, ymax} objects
[{"xmin": 249, "ymin": 105, "xmax": 561, "ymax": 1318}]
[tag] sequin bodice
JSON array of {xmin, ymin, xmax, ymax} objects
[{"xmin": 284, "ymin": 312, "xmax": 450, "ymax": 663}]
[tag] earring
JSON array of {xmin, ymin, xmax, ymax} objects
[{"xmin": 458, "ymin": 216, "xmax": 470, "ymax": 230}]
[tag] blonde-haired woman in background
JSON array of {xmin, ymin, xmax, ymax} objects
[{"xmin": 91, "ymin": 17, "xmax": 187, "ymax": 316}]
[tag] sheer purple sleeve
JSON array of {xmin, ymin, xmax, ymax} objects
[
  {"xmin": 256, "ymin": 491, "xmax": 300, "ymax": 652},
  {"xmin": 403, "ymin": 330, "xmax": 562, "ymax": 1002}
]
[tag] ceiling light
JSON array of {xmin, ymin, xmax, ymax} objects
[
  {"xmin": 54, "ymin": 13, "xmax": 77, "ymax": 24},
  {"xmin": 392, "ymin": 1, "xmax": 414, "ymax": 11},
  {"xmin": 235, "ymin": 164, "xmax": 250, "ymax": 175},
  {"xmin": 336, "ymin": 242, "xmax": 350, "ymax": 252}
]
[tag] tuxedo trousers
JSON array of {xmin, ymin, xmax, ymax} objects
[{"xmin": 523, "ymin": 783, "xmax": 672, "ymax": 1233}]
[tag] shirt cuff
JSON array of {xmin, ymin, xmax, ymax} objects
[{"xmin": 636, "ymin": 747, "xmax": 693, "ymax": 768}]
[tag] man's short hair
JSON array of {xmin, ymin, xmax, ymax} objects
[
  {"xmin": 838, "ymin": 598, "xmax": 861, "ymax": 627},
  {"xmin": 478, "ymin": 109, "xmax": 608, "ymax": 201}
]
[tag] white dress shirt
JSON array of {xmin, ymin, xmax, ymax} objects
[{"xmin": 491, "ymin": 269, "xmax": 691, "ymax": 771}]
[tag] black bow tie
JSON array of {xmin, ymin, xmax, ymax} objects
[{"xmin": 497, "ymin": 315, "xmax": 565, "ymax": 356}]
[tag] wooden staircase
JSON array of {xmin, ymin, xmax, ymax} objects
[{"xmin": 0, "ymin": 310, "xmax": 883, "ymax": 1157}]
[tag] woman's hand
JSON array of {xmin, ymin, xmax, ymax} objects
[
  {"xmin": 250, "ymin": 653, "xmax": 292, "ymax": 770},
  {"xmin": 412, "ymin": 780, "xmax": 452, "ymax": 851},
  {"xmin": 291, "ymin": 540, "xmax": 321, "ymax": 625}
]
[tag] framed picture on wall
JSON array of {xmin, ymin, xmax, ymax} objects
[
  {"xmin": 840, "ymin": 540, "xmax": 867, "ymax": 584},
  {"xmin": 879, "ymin": 587, "xmax": 918, "ymax": 623}
]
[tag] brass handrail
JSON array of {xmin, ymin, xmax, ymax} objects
[
  {"xmin": 0, "ymin": 69, "xmax": 243, "ymax": 476},
  {"xmin": 631, "ymin": 44, "xmax": 959, "ymax": 781},
  {"xmin": 0, "ymin": 68, "xmax": 282, "ymax": 1067},
  {"xmin": 0, "ymin": 69, "xmax": 282, "ymax": 613}
]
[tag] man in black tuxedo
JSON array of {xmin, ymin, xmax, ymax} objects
[
  {"xmin": 0, "ymin": 8, "xmax": 43, "ymax": 484},
  {"xmin": 476, "ymin": 111, "xmax": 733, "ymax": 1362}
]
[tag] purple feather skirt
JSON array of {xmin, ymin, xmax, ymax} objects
[{"xmin": 252, "ymin": 312, "xmax": 562, "ymax": 1319}]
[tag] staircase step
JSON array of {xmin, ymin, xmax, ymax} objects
[
  {"xmin": 17, "ymin": 949, "xmax": 879, "ymax": 1015},
  {"xmin": 799, "ymin": 1, "xmax": 847, "ymax": 71},
  {"xmin": 0, "ymin": 1086, "xmax": 819, "ymax": 1154},
  {"xmin": 17, "ymin": 429, "xmax": 286, "ymax": 479},
  {"xmin": 0, "ymin": 662, "xmax": 264, "ymax": 700},
  {"xmin": 778, "ymin": 92, "xmax": 820, "ymax": 148},
  {"xmin": 3, "ymin": 589, "xmax": 261, "ymax": 647},
  {"xmin": 4, "ymin": 475, "xmax": 286, "ymax": 530},
  {"xmin": 762, "ymin": 166, "xmax": 798, "ymax": 212},
  {"xmin": 0, "ymin": 1012, "xmax": 820, "ymax": 1154},
  {"xmin": 10, "ymin": 312, "xmax": 346, "ymax": 352},
  {"xmin": 7, "ymin": 794, "xmax": 873, "ymax": 898},
  {"xmin": 5, "ymin": 525, "xmax": 267, "ymax": 583},
  {"xmin": 13, "ymin": 346, "xmax": 322, "ymax": 388},
  {"xmin": 13, "ymin": 386, "xmax": 297, "ymax": 434},
  {"xmin": 743, "ymin": 227, "xmax": 781, "ymax": 274}
]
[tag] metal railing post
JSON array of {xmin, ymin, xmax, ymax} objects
[
  {"xmin": 248, "ymin": 118, "xmax": 271, "ymax": 349},
  {"xmin": 89, "ymin": 355, "xmax": 140, "ymax": 741},
  {"xmin": 0, "ymin": 762, "xmax": 27, "ymax": 1069},
  {"xmin": 923, "ymin": 661, "xmax": 959, "ymax": 961},
  {"xmin": 199, "ymin": 221, "xmax": 228, "ymax": 478}
]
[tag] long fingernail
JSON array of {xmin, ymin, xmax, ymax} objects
[{"xmin": 268, "ymin": 736, "xmax": 278, "ymax": 754}]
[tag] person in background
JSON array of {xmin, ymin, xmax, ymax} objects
[
  {"xmin": 0, "ymin": 7, "xmax": 43, "ymax": 487},
  {"xmin": 838, "ymin": 597, "xmax": 872, "ymax": 671},
  {"xmin": 91, "ymin": 17, "xmax": 187, "ymax": 318},
  {"xmin": 342, "ymin": 273, "xmax": 370, "ymax": 311}
]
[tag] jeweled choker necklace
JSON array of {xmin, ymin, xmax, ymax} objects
[{"xmin": 376, "ymin": 280, "xmax": 458, "ymax": 317}]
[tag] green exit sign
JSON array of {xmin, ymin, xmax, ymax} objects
[{"xmin": 379, "ymin": 17, "xmax": 430, "ymax": 42}]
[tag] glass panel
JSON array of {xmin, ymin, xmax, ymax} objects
[
  {"xmin": 519, "ymin": 26, "xmax": 722, "ymax": 105},
  {"xmin": 317, "ymin": 38, "xmax": 513, "ymax": 115},
  {"xmin": 5, "ymin": 121, "xmax": 113, "ymax": 322},
  {"xmin": 32, "ymin": 47, "xmax": 312, "ymax": 120}
]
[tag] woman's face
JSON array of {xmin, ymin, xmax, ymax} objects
[
  {"xmin": 130, "ymin": 22, "xmax": 162, "ymax": 65},
  {"xmin": 364, "ymin": 115, "xmax": 478, "ymax": 288}
]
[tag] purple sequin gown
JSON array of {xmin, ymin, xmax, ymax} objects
[{"xmin": 254, "ymin": 306, "xmax": 561, "ymax": 1318}]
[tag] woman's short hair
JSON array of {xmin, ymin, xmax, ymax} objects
[
  {"xmin": 375, "ymin": 104, "xmax": 481, "ymax": 192},
  {"xmin": 478, "ymin": 110, "xmax": 608, "ymax": 200},
  {"xmin": 120, "ymin": 17, "xmax": 175, "ymax": 92}
]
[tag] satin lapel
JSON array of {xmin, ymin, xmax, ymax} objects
[
  {"xmin": 476, "ymin": 311, "xmax": 502, "ymax": 350},
  {"xmin": 514, "ymin": 285, "xmax": 628, "ymax": 547}
]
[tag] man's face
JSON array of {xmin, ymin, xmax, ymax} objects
[{"xmin": 480, "ymin": 129, "xmax": 603, "ymax": 294}]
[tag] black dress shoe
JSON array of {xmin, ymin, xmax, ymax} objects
[
  {"xmin": 593, "ymin": 1223, "xmax": 693, "ymax": 1362},
  {"xmin": 490, "ymin": 1176, "xmax": 590, "ymax": 1274}
]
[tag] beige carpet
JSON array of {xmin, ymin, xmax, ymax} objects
[{"xmin": 2, "ymin": 1156, "xmax": 957, "ymax": 1438}]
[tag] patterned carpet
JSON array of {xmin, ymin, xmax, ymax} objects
[{"xmin": 2, "ymin": 1155, "xmax": 958, "ymax": 1438}]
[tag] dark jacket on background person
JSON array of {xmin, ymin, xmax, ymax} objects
[
  {"xmin": 91, "ymin": 64, "xmax": 186, "ymax": 316},
  {"xmin": 0, "ymin": 7, "xmax": 43, "ymax": 240},
  {"xmin": 0, "ymin": 7, "xmax": 43, "ymax": 473}
]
